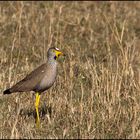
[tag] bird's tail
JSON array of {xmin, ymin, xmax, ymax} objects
[{"xmin": 3, "ymin": 89, "xmax": 12, "ymax": 94}]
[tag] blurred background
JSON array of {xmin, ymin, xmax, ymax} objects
[{"xmin": 0, "ymin": 1, "xmax": 140, "ymax": 139}]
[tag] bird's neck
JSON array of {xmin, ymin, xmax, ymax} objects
[{"xmin": 47, "ymin": 57, "xmax": 57, "ymax": 67}]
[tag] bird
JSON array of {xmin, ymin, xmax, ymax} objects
[{"xmin": 3, "ymin": 47, "xmax": 64, "ymax": 127}]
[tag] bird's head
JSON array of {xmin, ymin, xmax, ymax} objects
[{"xmin": 47, "ymin": 47, "xmax": 64, "ymax": 60}]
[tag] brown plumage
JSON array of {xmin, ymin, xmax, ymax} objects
[{"xmin": 4, "ymin": 63, "xmax": 48, "ymax": 94}]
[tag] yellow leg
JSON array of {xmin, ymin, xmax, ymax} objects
[{"xmin": 35, "ymin": 92, "xmax": 40, "ymax": 128}]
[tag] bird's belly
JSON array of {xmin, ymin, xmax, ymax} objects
[{"xmin": 35, "ymin": 73, "xmax": 56, "ymax": 93}]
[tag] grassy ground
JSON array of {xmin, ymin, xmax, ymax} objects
[{"xmin": 0, "ymin": 1, "xmax": 140, "ymax": 139}]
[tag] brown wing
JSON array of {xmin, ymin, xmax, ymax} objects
[{"xmin": 10, "ymin": 63, "xmax": 47, "ymax": 93}]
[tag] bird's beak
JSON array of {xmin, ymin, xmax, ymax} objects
[{"xmin": 55, "ymin": 50, "xmax": 64, "ymax": 58}]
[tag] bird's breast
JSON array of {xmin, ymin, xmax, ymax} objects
[{"xmin": 36, "ymin": 65, "xmax": 57, "ymax": 92}]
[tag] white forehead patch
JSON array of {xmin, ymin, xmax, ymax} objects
[{"xmin": 55, "ymin": 47, "xmax": 59, "ymax": 51}]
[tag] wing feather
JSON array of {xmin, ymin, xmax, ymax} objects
[{"xmin": 10, "ymin": 63, "xmax": 47, "ymax": 92}]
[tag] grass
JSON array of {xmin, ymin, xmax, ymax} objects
[{"xmin": 0, "ymin": 1, "xmax": 140, "ymax": 139}]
